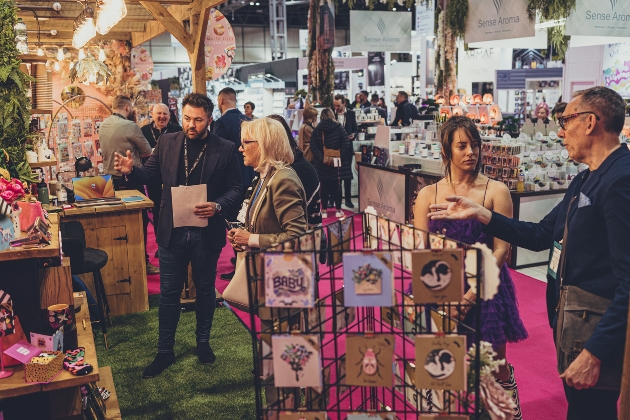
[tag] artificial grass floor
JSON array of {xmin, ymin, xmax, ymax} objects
[{"xmin": 93, "ymin": 295, "xmax": 257, "ymax": 420}]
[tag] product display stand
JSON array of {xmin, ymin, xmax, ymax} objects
[{"xmin": 246, "ymin": 212, "xmax": 484, "ymax": 419}]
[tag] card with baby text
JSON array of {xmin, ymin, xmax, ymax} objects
[
  {"xmin": 412, "ymin": 249, "xmax": 464, "ymax": 304},
  {"xmin": 343, "ymin": 252, "xmax": 394, "ymax": 307},
  {"xmin": 265, "ymin": 253, "xmax": 315, "ymax": 308},
  {"xmin": 415, "ymin": 335, "xmax": 466, "ymax": 391},
  {"xmin": 272, "ymin": 335, "xmax": 322, "ymax": 388}
]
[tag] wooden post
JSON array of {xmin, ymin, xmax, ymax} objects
[{"xmin": 189, "ymin": 5, "xmax": 211, "ymax": 94}]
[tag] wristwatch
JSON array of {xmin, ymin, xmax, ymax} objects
[{"xmin": 214, "ymin": 202, "xmax": 221, "ymax": 213}]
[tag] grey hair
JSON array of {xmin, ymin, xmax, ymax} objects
[
  {"xmin": 152, "ymin": 103, "xmax": 169, "ymax": 112},
  {"xmin": 572, "ymin": 86, "xmax": 626, "ymax": 134}
]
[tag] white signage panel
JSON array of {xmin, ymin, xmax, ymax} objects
[
  {"xmin": 350, "ymin": 11, "xmax": 412, "ymax": 52},
  {"xmin": 465, "ymin": 0, "xmax": 534, "ymax": 43}
]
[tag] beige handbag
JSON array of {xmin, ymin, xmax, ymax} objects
[{"xmin": 222, "ymin": 251, "xmax": 249, "ymax": 312}]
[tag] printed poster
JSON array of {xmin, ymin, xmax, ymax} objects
[
  {"xmin": 205, "ymin": 9, "xmax": 236, "ymax": 80},
  {"xmin": 566, "ymin": 0, "xmax": 630, "ymax": 37},
  {"xmin": 465, "ymin": 0, "xmax": 534, "ymax": 43},
  {"xmin": 603, "ymin": 43, "xmax": 630, "ymax": 98}
]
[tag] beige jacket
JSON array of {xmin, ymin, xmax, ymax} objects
[
  {"xmin": 246, "ymin": 166, "xmax": 307, "ymax": 249},
  {"xmin": 298, "ymin": 123, "xmax": 314, "ymax": 162}
]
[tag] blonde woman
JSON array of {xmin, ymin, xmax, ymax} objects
[{"xmin": 228, "ymin": 118, "xmax": 307, "ymax": 250}]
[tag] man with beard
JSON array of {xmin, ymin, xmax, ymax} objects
[
  {"xmin": 114, "ymin": 93, "xmax": 242, "ymax": 378},
  {"xmin": 141, "ymin": 103, "xmax": 182, "ymax": 261}
]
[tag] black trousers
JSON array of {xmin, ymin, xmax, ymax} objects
[
  {"xmin": 563, "ymin": 382, "xmax": 619, "ymax": 420},
  {"xmin": 320, "ymin": 179, "xmax": 341, "ymax": 210},
  {"xmin": 146, "ymin": 181, "xmax": 162, "ymax": 234},
  {"xmin": 342, "ymin": 179, "xmax": 352, "ymax": 203},
  {"xmin": 113, "ymin": 177, "xmax": 149, "ymax": 262}
]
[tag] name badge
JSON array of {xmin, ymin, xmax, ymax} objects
[{"xmin": 548, "ymin": 241, "xmax": 562, "ymax": 280}]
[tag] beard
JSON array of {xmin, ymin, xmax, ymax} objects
[{"xmin": 185, "ymin": 123, "xmax": 210, "ymax": 141}]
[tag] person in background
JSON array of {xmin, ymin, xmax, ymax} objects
[
  {"xmin": 390, "ymin": 91, "xmax": 419, "ymax": 127},
  {"xmin": 531, "ymin": 102, "xmax": 550, "ymax": 124},
  {"xmin": 333, "ymin": 94, "xmax": 357, "ymax": 209},
  {"xmin": 552, "ymin": 102, "xmax": 567, "ymax": 120},
  {"xmin": 268, "ymin": 114, "xmax": 322, "ymax": 228},
  {"xmin": 378, "ymin": 97, "xmax": 387, "ymax": 109},
  {"xmin": 298, "ymin": 107, "xmax": 318, "ymax": 163},
  {"xmin": 244, "ymin": 101, "xmax": 256, "ymax": 119},
  {"xmin": 367, "ymin": 93, "xmax": 388, "ymax": 121},
  {"xmin": 428, "ymin": 87, "xmax": 630, "ymax": 420},
  {"xmin": 414, "ymin": 116, "xmax": 527, "ymax": 419},
  {"xmin": 141, "ymin": 104, "xmax": 183, "ymax": 261},
  {"xmin": 100, "ymin": 95, "xmax": 155, "ymax": 274},
  {"xmin": 359, "ymin": 90, "xmax": 371, "ymax": 108},
  {"xmin": 310, "ymin": 108, "xmax": 352, "ymax": 219},
  {"xmin": 114, "ymin": 93, "xmax": 242, "ymax": 378},
  {"xmin": 213, "ymin": 87, "xmax": 252, "ymax": 280},
  {"xmin": 350, "ymin": 93, "xmax": 362, "ymax": 109}
]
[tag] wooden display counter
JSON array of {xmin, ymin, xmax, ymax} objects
[{"xmin": 59, "ymin": 190, "xmax": 153, "ymax": 316}]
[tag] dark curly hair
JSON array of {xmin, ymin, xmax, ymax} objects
[{"xmin": 182, "ymin": 93, "xmax": 214, "ymax": 116}]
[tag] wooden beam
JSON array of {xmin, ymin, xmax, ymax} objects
[
  {"xmin": 131, "ymin": 20, "xmax": 167, "ymax": 46},
  {"xmin": 29, "ymin": 0, "xmax": 194, "ymax": 3},
  {"xmin": 139, "ymin": 1, "xmax": 193, "ymax": 52},
  {"xmin": 189, "ymin": 5, "xmax": 211, "ymax": 93}
]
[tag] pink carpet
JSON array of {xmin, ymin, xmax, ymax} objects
[{"xmin": 143, "ymin": 213, "xmax": 567, "ymax": 419}]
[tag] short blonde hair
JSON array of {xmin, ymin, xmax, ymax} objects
[
  {"xmin": 241, "ymin": 118, "xmax": 294, "ymax": 172},
  {"xmin": 303, "ymin": 107, "xmax": 318, "ymax": 123}
]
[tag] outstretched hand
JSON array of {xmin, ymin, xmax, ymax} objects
[
  {"xmin": 113, "ymin": 150, "xmax": 134, "ymax": 174},
  {"xmin": 428, "ymin": 196, "xmax": 492, "ymax": 224}
]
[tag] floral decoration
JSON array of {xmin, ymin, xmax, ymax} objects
[
  {"xmin": 352, "ymin": 263, "xmax": 383, "ymax": 285},
  {"xmin": 280, "ymin": 343, "xmax": 313, "ymax": 382},
  {"xmin": 0, "ymin": 177, "xmax": 24, "ymax": 209}
]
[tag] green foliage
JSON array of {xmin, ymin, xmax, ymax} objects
[
  {"xmin": 0, "ymin": 0, "xmax": 35, "ymax": 183},
  {"xmin": 527, "ymin": 0, "xmax": 577, "ymax": 22},
  {"xmin": 445, "ymin": 0, "xmax": 469, "ymax": 39},
  {"xmin": 548, "ymin": 26, "xmax": 569, "ymax": 60}
]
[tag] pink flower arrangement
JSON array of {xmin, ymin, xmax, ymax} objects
[{"xmin": 0, "ymin": 178, "xmax": 25, "ymax": 208}]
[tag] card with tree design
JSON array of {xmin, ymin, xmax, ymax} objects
[
  {"xmin": 412, "ymin": 249, "xmax": 464, "ymax": 304},
  {"xmin": 415, "ymin": 335, "xmax": 467, "ymax": 391},
  {"xmin": 345, "ymin": 334, "xmax": 395, "ymax": 387},
  {"xmin": 272, "ymin": 335, "xmax": 322, "ymax": 388},
  {"xmin": 264, "ymin": 253, "xmax": 315, "ymax": 308}
]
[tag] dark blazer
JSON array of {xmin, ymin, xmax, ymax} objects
[
  {"xmin": 335, "ymin": 109, "xmax": 358, "ymax": 140},
  {"xmin": 390, "ymin": 100, "xmax": 419, "ymax": 126},
  {"xmin": 483, "ymin": 146, "xmax": 630, "ymax": 365},
  {"xmin": 127, "ymin": 131, "xmax": 243, "ymax": 249},
  {"xmin": 141, "ymin": 122, "xmax": 182, "ymax": 149},
  {"xmin": 212, "ymin": 109, "xmax": 252, "ymax": 187},
  {"xmin": 310, "ymin": 119, "xmax": 352, "ymax": 181}
]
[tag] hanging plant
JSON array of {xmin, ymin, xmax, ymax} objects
[
  {"xmin": 306, "ymin": 0, "xmax": 335, "ymax": 108},
  {"xmin": 527, "ymin": 0, "xmax": 577, "ymax": 60},
  {"xmin": 434, "ymin": 2, "xmax": 458, "ymax": 99},
  {"xmin": 444, "ymin": 0, "xmax": 468, "ymax": 39}
]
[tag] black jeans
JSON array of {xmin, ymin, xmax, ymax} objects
[
  {"xmin": 113, "ymin": 177, "xmax": 149, "ymax": 262},
  {"xmin": 563, "ymin": 382, "xmax": 619, "ymax": 420},
  {"xmin": 146, "ymin": 181, "xmax": 162, "ymax": 234},
  {"xmin": 343, "ymin": 179, "xmax": 352, "ymax": 203},
  {"xmin": 320, "ymin": 179, "xmax": 341, "ymax": 210},
  {"xmin": 157, "ymin": 228, "xmax": 221, "ymax": 353}
]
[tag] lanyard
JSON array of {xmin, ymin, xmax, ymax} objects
[
  {"xmin": 183, "ymin": 138, "xmax": 207, "ymax": 186},
  {"xmin": 151, "ymin": 124, "xmax": 169, "ymax": 145}
]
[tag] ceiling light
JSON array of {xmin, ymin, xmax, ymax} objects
[
  {"xmin": 54, "ymin": 61, "xmax": 60, "ymax": 71},
  {"xmin": 255, "ymin": 2, "xmax": 260, "ymax": 5},
  {"xmin": 37, "ymin": 46, "xmax": 44, "ymax": 56},
  {"xmin": 78, "ymin": 48, "xmax": 86, "ymax": 60},
  {"xmin": 72, "ymin": 3, "xmax": 96, "ymax": 49},
  {"xmin": 250, "ymin": 2, "xmax": 254, "ymax": 5},
  {"xmin": 98, "ymin": 45, "xmax": 106, "ymax": 61},
  {"xmin": 57, "ymin": 46, "xmax": 64, "ymax": 61},
  {"xmin": 96, "ymin": 0, "xmax": 127, "ymax": 35}
]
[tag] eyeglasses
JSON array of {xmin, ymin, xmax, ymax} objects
[
  {"xmin": 240, "ymin": 140, "xmax": 258, "ymax": 148},
  {"xmin": 557, "ymin": 112, "xmax": 600, "ymax": 130}
]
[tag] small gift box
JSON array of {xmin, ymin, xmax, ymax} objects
[
  {"xmin": 30, "ymin": 328, "xmax": 63, "ymax": 352},
  {"xmin": 25, "ymin": 350, "xmax": 63, "ymax": 383}
]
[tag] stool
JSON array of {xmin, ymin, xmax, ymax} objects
[{"xmin": 60, "ymin": 221, "xmax": 111, "ymax": 349}]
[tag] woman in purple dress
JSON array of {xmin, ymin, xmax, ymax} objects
[{"xmin": 413, "ymin": 116, "xmax": 527, "ymax": 419}]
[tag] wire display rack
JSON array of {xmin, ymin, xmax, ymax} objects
[{"xmin": 245, "ymin": 212, "xmax": 485, "ymax": 419}]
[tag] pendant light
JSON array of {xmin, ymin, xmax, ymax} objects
[
  {"xmin": 96, "ymin": 0, "xmax": 127, "ymax": 35},
  {"xmin": 57, "ymin": 46, "xmax": 64, "ymax": 61},
  {"xmin": 72, "ymin": 2, "xmax": 96, "ymax": 49}
]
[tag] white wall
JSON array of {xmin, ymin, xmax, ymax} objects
[
  {"xmin": 457, "ymin": 47, "xmax": 513, "ymax": 94},
  {"xmin": 562, "ymin": 44, "xmax": 604, "ymax": 101}
]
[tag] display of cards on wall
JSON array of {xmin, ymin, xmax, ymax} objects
[
  {"xmin": 345, "ymin": 334, "xmax": 395, "ymax": 387},
  {"xmin": 415, "ymin": 335, "xmax": 466, "ymax": 391},
  {"xmin": 279, "ymin": 412, "xmax": 327, "ymax": 420},
  {"xmin": 412, "ymin": 249, "xmax": 464, "ymax": 304},
  {"xmin": 264, "ymin": 253, "xmax": 315, "ymax": 308},
  {"xmin": 272, "ymin": 335, "xmax": 322, "ymax": 388},
  {"xmin": 343, "ymin": 252, "xmax": 394, "ymax": 307},
  {"xmin": 377, "ymin": 217, "xmax": 391, "ymax": 243},
  {"xmin": 306, "ymin": 366, "xmax": 330, "ymax": 410},
  {"xmin": 429, "ymin": 233, "xmax": 444, "ymax": 250},
  {"xmin": 334, "ymin": 289, "xmax": 356, "ymax": 331},
  {"xmin": 347, "ymin": 413, "xmax": 396, "ymax": 420},
  {"xmin": 306, "ymin": 301, "xmax": 326, "ymax": 332},
  {"xmin": 401, "ymin": 225, "xmax": 424, "ymax": 270}
]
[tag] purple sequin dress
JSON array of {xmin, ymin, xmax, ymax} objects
[{"xmin": 430, "ymin": 219, "xmax": 529, "ymax": 347}]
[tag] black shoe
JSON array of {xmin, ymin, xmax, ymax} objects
[
  {"xmin": 142, "ymin": 352, "xmax": 175, "ymax": 378},
  {"xmin": 230, "ymin": 257, "xmax": 236, "ymax": 265},
  {"xmin": 344, "ymin": 201, "xmax": 355, "ymax": 209},
  {"xmin": 197, "ymin": 342, "xmax": 216, "ymax": 365},
  {"xmin": 220, "ymin": 270, "xmax": 235, "ymax": 280}
]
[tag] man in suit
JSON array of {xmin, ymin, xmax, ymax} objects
[
  {"xmin": 367, "ymin": 93, "xmax": 388, "ymax": 121},
  {"xmin": 114, "ymin": 93, "xmax": 242, "ymax": 378},
  {"xmin": 429, "ymin": 87, "xmax": 630, "ymax": 420},
  {"xmin": 213, "ymin": 87, "xmax": 253, "ymax": 188},
  {"xmin": 333, "ymin": 94, "xmax": 357, "ymax": 209},
  {"xmin": 359, "ymin": 90, "xmax": 371, "ymax": 108},
  {"xmin": 141, "ymin": 103, "xmax": 182, "ymax": 259},
  {"xmin": 390, "ymin": 91, "xmax": 419, "ymax": 126}
]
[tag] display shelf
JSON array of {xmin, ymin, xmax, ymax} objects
[
  {"xmin": 29, "ymin": 159, "xmax": 57, "ymax": 168},
  {"xmin": 30, "ymin": 109, "xmax": 52, "ymax": 115},
  {"xmin": 18, "ymin": 54, "xmax": 46, "ymax": 64}
]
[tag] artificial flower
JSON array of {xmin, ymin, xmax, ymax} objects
[
  {"xmin": 479, "ymin": 374, "xmax": 516, "ymax": 420},
  {"xmin": 0, "ymin": 190, "xmax": 16, "ymax": 204}
]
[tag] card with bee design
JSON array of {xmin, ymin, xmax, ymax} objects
[
  {"xmin": 412, "ymin": 249, "xmax": 464, "ymax": 304},
  {"xmin": 415, "ymin": 335, "xmax": 466, "ymax": 391},
  {"xmin": 345, "ymin": 334, "xmax": 395, "ymax": 387}
]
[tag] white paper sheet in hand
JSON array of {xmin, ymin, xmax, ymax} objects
[{"xmin": 171, "ymin": 185, "xmax": 208, "ymax": 228}]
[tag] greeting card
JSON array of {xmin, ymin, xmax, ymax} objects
[
  {"xmin": 377, "ymin": 217, "xmax": 390, "ymax": 243},
  {"xmin": 401, "ymin": 225, "xmax": 424, "ymax": 270},
  {"xmin": 364, "ymin": 209, "xmax": 378, "ymax": 249},
  {"xmin": 415, "ymin": 335, "xmax": 467, "ymax": 391},
  {"xmin": 345, "ymin": 334, "xmax": 395, "ymax": 387},
  {"xmin": 412, "ymin": 249, "xmax": 464, "ymax": 304},
  {"xmin": 306, "ymin": 301, "xmax": 326, "ymax": 332},
  {"xmin": 328, "ymin": 217, "xmax": 353, "ymax": 265},
  {"xmin": 71, "ymin": 142, "xmax": 82, "ymax": 160},
  {"xmin": 264, "ymin": 253, "xmax": 315, "ymax": 308},
  {"xmin": 343, "ymin": 253, "xmax": 394, "ymax": 307},
  {"xmin": 279, "ymin": 413, "xmax": 327, "ymax": 420},
  {"xmin": 429, "ymin": 233, "xmax": 444, "ymax": 250},
  {"xmin": 84, "ymin": 140, "xmax": 94, "ymax": 160},
  {"xmin": 272, "ymin": 335, "xmax": 322, "ymax": 388},
  {"xmin": 347, "ymin": 413, "xmax": 395, "ymax": 420},
  {"xmin": 334, "ymin": 289, "xmax": 356, "ymax": 331},
  {"xmin": 306, "ymin": 366, "xmax": 330, "ymax": 410},
  {"xmin": 58, "ymin": 143, "xmax": 69, "ymax": 162},
  {"xmin": 419, "ymin": 415, "xmax": 468, "ymax": 420}
]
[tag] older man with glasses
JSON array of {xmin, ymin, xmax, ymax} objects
[{"xmin": 428, "ymin": 86, "xmax": 630, "ymax": 420}]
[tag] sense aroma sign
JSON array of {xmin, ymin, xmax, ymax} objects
[
  {"xmin": 350, "ymin": 11, "xmax": 412, "ymax": 52},
  {"xmin": 465, "ymin": 0, "xmax": 534, "ymax": 43},
  {"xmin": 566, "ymin": 0, "xmax": 630, "ymax": 37}
]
